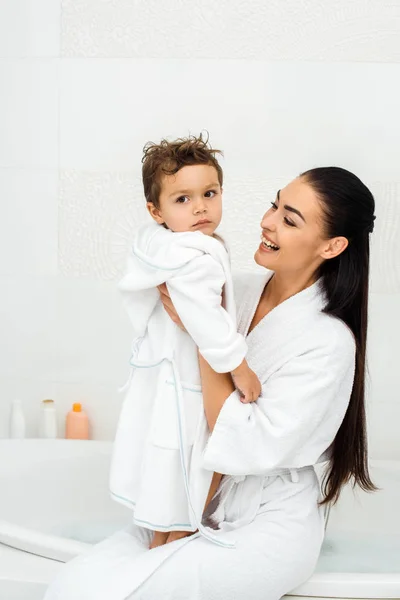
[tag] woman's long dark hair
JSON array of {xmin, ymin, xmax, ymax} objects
[{"xmin": 301, "ymin": 167, "xmax": 377, "ymax": 505}]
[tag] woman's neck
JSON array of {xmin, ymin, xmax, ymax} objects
[{"xmin": 263, "ymin": 270, "xmax": 317, "ymax": 309}]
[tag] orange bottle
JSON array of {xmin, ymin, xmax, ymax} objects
[{"xmin": 65, "ymin": 402, "xmax": 89, "ymax": 439}]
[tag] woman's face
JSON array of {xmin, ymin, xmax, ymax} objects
[{"xmin": 254, "ymin": 176, "xmax": 330, "ymax": 276}]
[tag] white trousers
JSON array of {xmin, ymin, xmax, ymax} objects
[{"xmin": 44, "ymin": 467, "xmax": 325, "ymax": 600}]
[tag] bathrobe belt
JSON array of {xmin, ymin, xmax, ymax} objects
[{"xmin": 206, "ymin": 466, "xmax": 315, "ymax": 537}]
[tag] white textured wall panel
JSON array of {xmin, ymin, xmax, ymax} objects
[
  {"xmin": 58, "ymin": 170, "xmax": 147, "ymax": 279},
  {"xmin": 57, "ymin": 169, "xmax": 400, "ymax": 296},
  {"xmin": 369, "ymin": 183, "xmax": 400, "ymax": 294},
  {"xmin": 61, "ymin": 0, "xmax": 400, "ymax": 62}
]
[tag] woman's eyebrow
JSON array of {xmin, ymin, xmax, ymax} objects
[{"xmin": 277, "ymin": 189, "xmax": 306, "ymax": 222}]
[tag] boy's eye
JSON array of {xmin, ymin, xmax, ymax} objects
[
  {"xmin": 270, "ymin": 201, "xmax": 278, "ymax": 210},
  {"xmin": 176, "ymin": 196, "xmax": 189, "ymax": 203},
  {"xmin": 204, "ymin": 190, "xmax": 216, "ymax": 198}
]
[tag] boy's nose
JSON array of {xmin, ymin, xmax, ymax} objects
[{"xmin": 193, "ymin": 198, "xmax": 207, "ymax": 214}]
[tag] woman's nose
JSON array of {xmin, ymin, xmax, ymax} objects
[{"xmin": 260, "ymin": 211, "xmax": 276, "ymax": 231}]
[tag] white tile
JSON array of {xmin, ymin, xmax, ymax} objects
[
  {"xmin": 59, "ymin": 60, "xmax": 400, "ymax": 182},
  {"xmin": 0, "ymin": 0, "xmax": 61, "ymax": 58},
  {"xmin": 367, "ymin": 401, "xmax": 400, "ymax": 461},
  {"xmin": 0, "ymin": 59, "xmax": 59, "ymax": 169},
  {"xmin": 59, "ymin": 58, "xmax": 269, "ymax": 172},
  {"xmin": 255, "ymin": 62, "xmax": 400, "ymax": 182},
  {"xmin": 0, "ymin": 275, "xmax": 133, "ymax": 385},
  {"xmin": 0, "ymin": 277, "xmax": 58, "ymax": 382},
  {"xmin": 0, "ymin": 379, "xmax": 121, "ymax": 440},
  {"xmin": 61, "ymin": 0, "xmax": 400, "ymax": 62},
  {"xmin": 0, "ymin": 169, "xmax": 58, "ymax": 276},
  {"xmin": 53, "ymin": 277, "xmax": 132, "ymax": 387},
  {"xmin": 367, "ymin": 293, "xmax": 400, "ymax": 405}
]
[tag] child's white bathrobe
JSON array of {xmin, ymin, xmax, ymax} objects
[
  {"xmin": 109, "ymin": 222, "xmax": 247, "ymax": 542},
  {"xmin": 44, "ymin": 270, "xmax": 356, "ymax": 600}
]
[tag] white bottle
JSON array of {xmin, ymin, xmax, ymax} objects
[
  {"xmin": 9, "ymin": 399, "xmax": 26, "ymax": 439},
  {"xmin": 40, "ymin": 399, "xmax": 58, "ymax": 438}
]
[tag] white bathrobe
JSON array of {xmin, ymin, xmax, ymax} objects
[
  {"xmin": 44, "ymin": 270, "xmax": 356, "ymax": 600},
  {"xmin": 109, "ymin": 222, "xmax": 247, "ymax": 541}
]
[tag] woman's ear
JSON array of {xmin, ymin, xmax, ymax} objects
[
  {"xmin": 146, "ymin": 202, "xmax": 165, "ymax": 225},
  {"xmin": 320, "ymin": 236, "xmax": 349, "ymax": 260}
]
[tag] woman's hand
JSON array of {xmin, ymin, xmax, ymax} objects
[{"xmin": 157, "ymin": 283, "xmax": 186, "ymax": 332}]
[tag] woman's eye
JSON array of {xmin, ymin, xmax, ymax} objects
[
  {"xmin": 284, "ymin": 217, "xmax": 295, "ymax": 227},
  {"xmin": 270, "ymin": 202, "xmax": 295, "ymax": 226},
  {"xmin": 204, "ymin": 190, "xmax": 216, "ymax": 198},
  {"xmin": 176, "ymin": 196, "xmax": 189, "ymax": 204}
]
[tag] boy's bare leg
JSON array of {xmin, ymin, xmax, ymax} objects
[
  {"xmin": 149, "ymin": 530, "xmax": 169, "ymax": 549},
  {"xmin": 165, "ymin": 530, "xmax": 194, "ymax": 544},
  {"xmin": 165, "ymin": 472, "xmax": 223, "ymax": 545}
]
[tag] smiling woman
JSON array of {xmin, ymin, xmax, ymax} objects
[{"xmin": 256, "ymin": 179, "xmax": 348, "ymax": 284}]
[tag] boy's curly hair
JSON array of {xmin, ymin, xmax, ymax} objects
[{"xmin": 142, "ymin": 133, "xmax": 223, "ymax": 208}]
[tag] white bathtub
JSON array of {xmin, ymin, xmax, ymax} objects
[{"xmin": 0, "ymin": 439, "xmax": 399, "ymax": 600}]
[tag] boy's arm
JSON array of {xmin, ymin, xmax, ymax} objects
[{"xmin": 166, "ymin": 254, "xmax": 247, "ymax": 373}]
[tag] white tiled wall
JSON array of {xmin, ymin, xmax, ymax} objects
[{"xmin": 0, "ymin": 0, "xmax": 399, "ymax": 459}]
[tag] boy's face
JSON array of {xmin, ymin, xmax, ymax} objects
[{"xmin": 147, "ymin": 164, "xmax": 222, "ymax": 235}]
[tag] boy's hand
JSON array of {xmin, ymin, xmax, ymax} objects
[{"xmin": 231, "ymin": 359, "xmax": 261, "ymax": 403}]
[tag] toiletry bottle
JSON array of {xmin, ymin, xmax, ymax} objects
[
  {"xmin": 40, "ymin": 399, "xmax": 58, "ymax": 438},
  {"xmin": 9, "ymin": 399, "xmax": 26, "ymax": 439},
  {"xmin": 66, "ymin": 403, "xmax": 89, "ymax": 440}
]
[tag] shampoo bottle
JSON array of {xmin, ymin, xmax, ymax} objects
[
  {"xmin": 39, "ymin": 399, "xmax": 58, "ymax": 438},
  {"xmin": 66, "ymin": 403, "xmax": 89, "ymax": 440},
  {"xmin": 9, "ymin": 399, "xmax": 26, "ymax": 439}
]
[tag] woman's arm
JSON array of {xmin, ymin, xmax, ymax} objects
[
  {"xmin": 158, "ymin": 282, "xmax": 244, "ymax": 431},
  {"xmin": 198, "ymin": 353, "xmax": 235, "ymax": 432}
]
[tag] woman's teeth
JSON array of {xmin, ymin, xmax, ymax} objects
[{"xmin": 261, "ymin": 235, "xmax": 279, "ymax": 250}]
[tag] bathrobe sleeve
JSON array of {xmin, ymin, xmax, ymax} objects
[
  {"xmin": 202, "ymin": 323, "xmax": 356, "ymax": 475},
  {"xmin": 166, "ymin": 254, "xmax": 247, "ymax": 373}
]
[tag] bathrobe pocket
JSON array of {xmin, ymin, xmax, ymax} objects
[{"xmin": 150, "ymin": 378, "xmax": 203, "ymax": 450}]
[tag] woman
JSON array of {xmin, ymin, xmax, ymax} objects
[{"xmin": 44, "ymin": 166, "xmax": 376, "ymax": 600}]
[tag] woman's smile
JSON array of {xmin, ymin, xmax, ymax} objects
[{"xmin": 260, "ymin": 232, "xmax": 280, "ymax": 252}]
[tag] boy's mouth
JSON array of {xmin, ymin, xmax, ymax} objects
[{"xmin": 193, "ymin": 219, "xmax": 212, "ymax": 227}]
